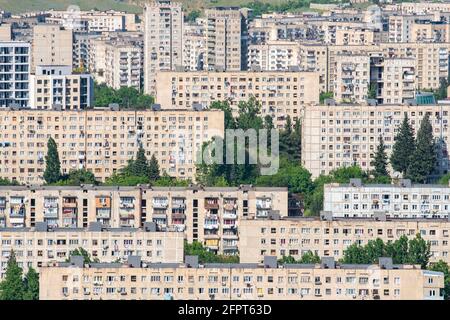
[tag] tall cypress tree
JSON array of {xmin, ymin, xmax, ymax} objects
[
  {"xmin": 406, "ymin": 113, "xmax": 436, "ymax": 183},
  {"xmin": 371, "ymin": 135, "xmax": 389, "ymax": 177},
  {"xmin": 149, "ymin": 154, "xmax": 160, "ymax": 182},
  {"xmin": 390, "ymin": 114, "xmax": 416, "ymax": 175},
  {"xmin": 43, "ymin": 137, "xmax": 61, "ymax": 184},
  {"xmin": 23, "ymin": 267, "xmax": 39, "ymax": 300},
  {"xmin": 0, "ymin": 251, "xmax": 25, "ymax": 300},
  {"xmin": 131, "ymin": 146, "xmax": 151, "ymax": 177}
]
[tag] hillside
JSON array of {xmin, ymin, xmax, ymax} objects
[
  {"xmin": 0, "ymin": 0, "xmax": 295, "ymax": 14},
  {"xmin": 0, "ymin": 0, "xmax": 143, "ymax": 14}
]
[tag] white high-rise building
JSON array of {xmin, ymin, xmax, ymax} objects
[
  {"xmin": 0, "ymin": 41, "xmax": 30, "ymax": 108},
  {"xmin": 143, "ymin": 0, "xmax": 183, "ymax": 95}
]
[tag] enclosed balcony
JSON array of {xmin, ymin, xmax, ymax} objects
[
  {"xmin": 256, "ymin": 197, "xmax": 272, "ymax": 209},
  {"xmin": 120, "ymin": 197, "xmax": 135, "ymax": 209},
  {"xmin": 95, "ymin": 196, "xmax": 111, "ymax": 209},
  {"xmin": 205, "ymin": 198, "xmax": 219, "ymax": 210},
  {"xmin": 0, "ymin": 197, "xmax": 6, "ymax": 209},
  {"xmin": 152, "ymin": 197, "xmax": 168, "ymax": 209}
]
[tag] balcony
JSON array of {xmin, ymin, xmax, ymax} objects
[
  {"xmin": 152, "ymin": 200, "xmax": 168, "ymax": 209},
  {"xmin": 172, "ymin": 212, "xmax": 186, "ymax": 220},
  {"xmin": 120, "ymin": 202, "xmax": 135, "ymax": 209},
  {"xmin": 204, "ymin": 222, "xmax": 219, "ymax": 230},
  {"xmin": 119, "ymin": 212, "xmax": 134, "ymax": 219},
  {"xmin": 44, "ymin": 208, "xmax": 58, "ymax": 219},
  {"xmin": 223, "ymin": 203, "xmax": 237, "ymax": 211},
  {"xmin": 256, "ymin": 199, "xmax": 272, "ymax": 209},
  {"xmin": 62, "ymin": 199, "xmax": 77, "ymax": 208},
  {"xmin": 96, "ymin": 209, "xmax": 111, "ymax": 219},
  {"xmin": 223, "ymin": 212, "xmax": 237, "ymax": 220},
  {"xmin": 171, "ymin": 202, "xmax": 186, "ymax": 209},
  {"xmin": 205, "ymin": 201, "xmax": 219, "ymax": 210}
]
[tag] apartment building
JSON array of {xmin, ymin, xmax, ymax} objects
[
  {"xmin": 411, "ymin": 20, "xmax": 450, "ymax": 43},
  {"xmin": 155, "ymin": 70, "xmax": 320, "ymax": 127},
  {"xmin": 333, "ymin": 54, "xmax": 370, "ymax": 103},
  {"xmin": 32, "ymin": 25, "xmax": 73, "ymax": 72},
  {"xmin": 0, "ymin": 222, "xmax": 184, "ymax": 277},
  {"xmin": 387, "ymin": 15, "xmax": 433, "ymax": 43},
  {"xmin": 248, "ymin": 40, "xmax": 300, "ymax": 71},
  {"xmin": 323, "ymin": 179, "xmax": 450, "ymax": 219},
  {"xmin": 183, "ymin": 20, "xmax": 206, "ymax": 71},
  {"xmin": 46, "ymin": 10, "xmax": 138, "ymax": 32},
  {"xmin": 205, "ymin": 7, "xmax": 249, "ymax": 72},
  {"xmin": 29, "ymin": 65, "xmax": 93, "ymax": 110},
  {"xmin": 143, "ymin": 0, "xmax": 183, "ymax": 95},
  {"xmin": 104, "ymin": 40, "xmax": 143, "ymax": 91},
  {"xmin": 0, "ymin": 107, "xmax": 224, "ymax": 183},
  {"xmin": 334, "ymin": 27, "xmax": 381, "ymax": 46},
  {"xmin": 239, "ymin": 215, "xmax": 450, "ymax": 264},
  {"xmin": 39, "ymin": 256, "xmax": 444, "ymax": 300},
  {"xmin": 0, "ymin": 185, "xmax": 287, "ymax": 255},
  {"xmin": 299, "ymin": 43, "xmax": 450, "ymax": 95},
  {"xmin": 301, "ymin": 103, "xmax": 450, "ymax": 178},
  {"xmin": 0, "ymin": 23, "xmax": 12, "ymax": 41},
  {"xmin": 370, "ymin": 56, "xmax": 416, "ymax": 104},
  {"xmin": 0, "ymin": 41, "xmax": 30, "ymax": 108},
  {"xmin": 385, "ymin": 3, "xmax": 450, "ymax": 15}
]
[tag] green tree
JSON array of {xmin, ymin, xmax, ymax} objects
[
  {"xmin": 67, "ymin": 247, "xmax": 99, "ymax": 264},
  {"xmin": 255, "ymin": 157, "xmax": 314, "ymax": 194},
  {"xmin": 319, "ymin": 91, "xmax": 334, "ymax": 104},
  {"xmin": 406, "ymin": 114, "xmax": 436, "ymax": 183},
  {"xmin": 368, "ymin": 82, "xmax": 377, "ymax": 99},
  {"xmin": 407, "ymin": 234, "xmax": 431, "ymax": 269},
  {"xmin": 184, "ymin": 241, "xmax": 239, "ymax": 264},
  {"xmin": 386, "ymin": 235, "xmax": 409, "ymax": 264},
  {"xmin": 429, "ymin": 260, "xmax": 450, "ymax": 299},
  {"xmin": 186, "ymin": 9, "xmax": 201, "ymax": 22},
  {"xmin": 43, "ymin": 137, "xmax": 61, "ymax": 184},
  {"xmin": 390, "ymin": 114, "xmax": 416, "ymax": 175},
  {"xmin": 341, "ymin": 243, "xmax": 368, "ymax": 264},
  {"xmin": 371, "ymin": 135, "xmax": 389, "ymax": 178},
  {"xmin": 149, "ymin": 154, "xmax": 160, "ymax": 182},
  {"xmin": 23, "ymin": 267, "xmax": 39, "ymax": 300},
  {"xmin": 50, "ymin": 169, "xmax": 97, "ymax": 186},
  {"xmin": 0, "ymin": 251, "xmax": 25, "ymax": 300},
  {"xmin": 130, "ymin": 146, "xmax": 151, "ymax": 177},
  {"xmin": 298, "ymin": 251, "xmax": 321, "ymax": 264},
  {"xmin": 0, "ymin": 178, "xmax": 19, "ymax": 186}
]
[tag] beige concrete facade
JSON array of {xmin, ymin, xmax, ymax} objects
[
  {"xmin": 0, "ymin": 108, "xmax": 224, "ymax": 183},
  {"xmin": 248, "ymin": 40, "xmax": 300, "ymax": 71},
  {"xmin": 205, "ymin": 7, "xmax": 248, "ymax": 72},
  {"xmin": 0, "ymin": 226, "xmax": 184, "ymax": 278},
  {"xmin": 29, "ymin": 65, "xmax": 93, "ymax": 110},
  {"xmin": 239, "ymin": 216, "xmax": 450, "ymax": 265},
  {"xmin": 155, "ymin": 70, "xmax": 320, "ymax": 128},
  {"xmin": 39, "ymin": 258, "xmax": 444, "ymax": 300},
  {"xmin": 143, "ymin": 0, "xmax": 183, "ymax": 95},
  {"xmin": 32, "ymin": 25, "xmax": 73, "ymax": 72},
  {"xmin": 0, "ymin": 185, "xmax": 288, "ymax": 255},
  {"xmin": 301, "ymin": 103, "xmax": 450, "ymax": 178},
  {"xmin": 333, "ymin": 54, "xmax": 370, "ymax": 103}
]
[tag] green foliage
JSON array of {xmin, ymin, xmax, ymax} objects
[
  {"xmin": 278, "ymin": 251, "xmax": 321, "ymax": 264},
  {"xmin": 341, "ymin": 234, "xmax": 431, "ymax": 269},
  {"xmin": 43, "ymin": 137, "xmax": 61, "ymax": 184},
  {"xmin": 93, "ymin": 83, "xmax": 155, "ymax": 109},
  {"xmin": 67, "ymin": 247, "xmax": 99, "ymax": 264},
  {"xmin": 152, "ymin": 172, "xmax": 192, "ymax": 187},
  {"xmin": 186, "ymin": 9, "xmax": 201, "ymax": 22},
  {"xmin": 319, "ymin": 91, "xmax": 334, "ymax": 104},
  {"xmin": 368, "ymin": 82, "xmax": 377, "ymax": 99},
  {"xmin": 406, "ymin": 113, "xmax": 436, "ymax": 183},
  {"xmin": 149, "ymin": 154, "xmax": 161, "ymax": 181},
  {"xmin": 438, "ymin": 173, "xmax": 450, "ymax": 185},
  {"xmin": 0, "ymin": 251, "xmax": 25, "ymax": 300},
  {"xmin": 279, "ymin": 116, "xmax": 301, "ymax": 162},
  {"xmin": 255, "ymin": 157, "xmax": 314, "ymax": 194},
  {"xmin": 390, "ymin": 114, "xmax": 416, "ymax": 175},
  {"xmin": 0, "ymin": 178, "xmax": 19, "ymax": 186},
  {"xmin": 429, "ymin": 260, "xmax": 450, "ymax": 299},
  {"xmin": 49, "ymin": 169, "xmax": 97, "ymax": 186},
  {"xmin": 371, "ymin": 135, "xmax": 389, "ymax": 178},
  {"xmin": 304, "ymin": 165, "xmax": 369, "ymax": 215},
  {"xmin": 184, "ymin": 241, "xmax": 239, "ymax": 263},
  {"xmin": 23, "ymin": 267, "xmax": 39, "ymax": 300},
  {"xmin": 104, "ymin": 173, "xmax": 150, "ymax": 186}
]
